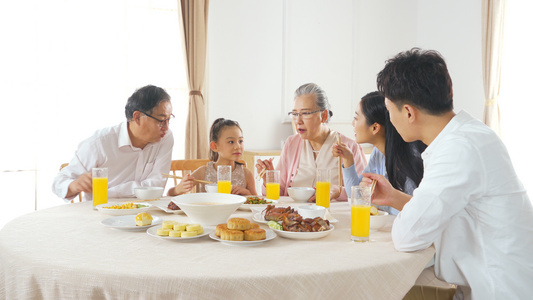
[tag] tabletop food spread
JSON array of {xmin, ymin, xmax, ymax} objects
[{"xmin": 0, "ymin": 195, "xmax": 435, "ymax": 299}]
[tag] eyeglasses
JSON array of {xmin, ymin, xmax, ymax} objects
[
  {"xmin": 288, "ymin": 110, "xmax": 324, "ymax": 119},
  {"xmin": 142, "ymin": 112, "xmax": 175, "ymax": 127}
]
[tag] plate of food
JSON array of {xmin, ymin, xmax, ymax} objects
[
  {"xmin": 269, "ymin": 224, "xmax": 334, "ymax": 240},
  {"xmin": 239, "ymin": 196, "xmax": 278, "ymax": 211},
  {"xmin": 209, "ymin": 230, "xmax": 276, "ymax": 246},
  {"xmin": 251, "ymin": 205, "xmax": 299, "ymax": 224},
  {"xmin": 152, "ymin": 200, "xmax": 185, "ymax": 214},
  {"xmin": 96, "ymin": 202, "xmax": 152, "ymax": 216},
  {"xmin": 101, "ymin": 214, "xmax": 162, "ymax": 231},
  {"xmin": 146, "ymin": 223, "xmax": 213, "ymax": 240}
]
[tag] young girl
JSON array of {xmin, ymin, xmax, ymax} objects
[
  {"xmin": 168, "ymin": 118, "xmax": 257, "ymax": 196},
  {"xmin": 332, "ymin": 91, "xmax": 426, "ymax": 214}
]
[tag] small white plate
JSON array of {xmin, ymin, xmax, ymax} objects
[
  {"xmin": 146, "ymin": 226, "xmax": 213, "ymax": 240},
  {"xmin": 101, "ymin": 215, "xmax": 162, "ymax": 231},
  {"xmin": 152, "ymin": 200, "xmax": 185, "ymax": 215},
  {"xmin": 209, "ymin": 230, "xmax": 276, "ymax": 246},
  {"xmin": 270, "ymin": 225, "xmax": 334, "ymax": 240},
  {"xmin": 96, "ymin": 202, "xmax": 152, "ymax": 216}
]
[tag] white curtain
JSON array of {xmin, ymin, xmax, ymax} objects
[{"xmin": 481, "ymin": 0, "xmax": 507, "ymax": 135}]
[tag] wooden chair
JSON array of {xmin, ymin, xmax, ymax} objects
[
  {"xmin": 59, "ymin": 163, "xmax": 82, "ymax": 203},
  {"xmin": 169, "ymin": 159, "xmax": 247, "ymax": 192}
]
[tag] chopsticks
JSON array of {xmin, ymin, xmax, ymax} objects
[
  {"xmin": 370, "ymin": 179, "xmax": 377, "ymax": 196},
  {"xmin": 336, "ymin": 132, "xmax": 343, "ymax": 193},
  {"xmin": 161, "ymin": 173, "xmax": 213, "ymax": 184},
  {"xmin": 256, "ymin": 168, "xmax": 267, "ymax": 181}
]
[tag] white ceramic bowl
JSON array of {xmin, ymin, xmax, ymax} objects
[
  {"xmin": 297, "ymin": 204, "xmax": 326, "ymax": 219},
  {"xmin": 134, "ymin": 187, "xmax": 164, "ymax": 200},
  {"xmin": 171, "ymin": 193, "xmax": 246, "ymax": 226},
  {"xmin": 205, "ymin": 183, "xmax": 218, "ymax": 193},
  {"xmin": 287, "ymin": 187, "xmax": 315, "ymax": 202},
  {"xmin": 370, "ymin": 210, "xmax": 390, "ymax": 231}
]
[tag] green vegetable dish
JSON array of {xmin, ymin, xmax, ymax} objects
[{"xmin": 244, "ymin": 197, "xmax": 272, "ymax": 205}]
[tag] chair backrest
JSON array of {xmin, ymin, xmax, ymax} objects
[
  {"xmin": 170, "ymin": 159, "xmax": 211, "ymax": 186},
  {"xmin": 169, "ymin": 159, "xmax": 248, "ymax": 192},
  {"xmin": 59, "ymin": 163, "xmax": 82, "ymax": 203}
]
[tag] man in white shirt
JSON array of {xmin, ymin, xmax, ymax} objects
[
  {"xmin": 53, "ymin": 85, "xmax": 174, "ymax": 201},
  {"xmin": 363, "ymin": 49, "xmax": 533, "ymax": 299}
]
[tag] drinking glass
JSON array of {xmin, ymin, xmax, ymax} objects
[
  {"xmin": 315, "ymin": 169, "xmax": 331, "ymax": 208},
  {"xmin": 265, "ymin": 170, "xmax": 280, "ymax": 200},
  {"xmin": 217, "ymin": 165, "xmax": 232, "ymax": 194},
  {"xmin": 92, "ymin": 168, "xmax": 108, "ymax": 207},
  {"xmin": 349, "ymin": 185, "xmax": 372, "ymax": 242}
]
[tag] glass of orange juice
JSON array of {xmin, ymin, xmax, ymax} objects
[
  {"xmin": 349, "ymin": 185, "xmax": 371, "ymax": 242},
  {"xmin": 217, "ymin": 165, "xmax": 232, "ymax": 194},
  {"xmin": 265, "ymin": 170, "xmax": 280, "ymax": 200},
  {"xmin": 315, "ymin": 169, "xmax": 331, "ymax": 208},
  {"xmin": 92, "ymin": 168, "xmax": 108, "ymax": 208}
]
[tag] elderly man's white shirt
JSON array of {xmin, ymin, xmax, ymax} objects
[
  {"xmin": 392, "ymin": 111, "xmax": 533, "ymax": 300},
  {"xmin": 52, "ymin": 122, "xmax": 173, "ymax": 200}
]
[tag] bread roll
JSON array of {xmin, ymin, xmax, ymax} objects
[
  {"xmin": 221, "ymin": 229, "xmax": 243, "ymax": 241},
  {"xmin": 135, "ymin": 212, "xmax": 153, "ymax": 226},
  {"xmin": 244, "ymin": 228, "xmax": 266, "ymax": 241},
  {"xmin": 227, "ymin": 218, "xmax": 251, "ymax": 230}
]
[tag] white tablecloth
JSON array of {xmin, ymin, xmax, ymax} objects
[{"xmin": 0, "ymin": 197, "xmax": 434, "ymax": 299}]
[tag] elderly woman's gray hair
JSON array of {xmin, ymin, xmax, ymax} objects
[{"xmin": 294, "ymin": 83, "xmax": 333, "ymax": 122}]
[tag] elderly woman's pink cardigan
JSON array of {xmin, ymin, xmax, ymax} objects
[{"xmin": 269, "ymin": 132, "xmax": 367, "ymax": 201}]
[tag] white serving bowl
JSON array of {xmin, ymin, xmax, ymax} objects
[
  {"xmin": 370, "ymin": 210, "xmax": 390, "ymax": 231},
  {"xmin": 134, "ymin": 187, "xmax": 164, "ymax": 200},
  {"xmin": 298, "ymin": 204, "xmax": 326, "ymax": 219},
  {"xmin": 171, "ymin": 193, "xmax": 246, "ymax": 226},
  {"xmin": 205, "ymin": 183, "xmax": 218, "ymax": 193},
  {"xmin": 287, "ymin": 187, "xmax": 315, "ymax": 202}
]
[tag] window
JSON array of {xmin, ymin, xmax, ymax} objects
[
  {"xmin": 500, "ymin": 1, "xmax": 533, "ymax": 199},
  {"xmin": 0, "ymin": 0, "xmax": 188, "ymax": 228}
]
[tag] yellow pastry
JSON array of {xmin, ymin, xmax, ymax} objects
[
  {"xmin": 370, "ymin": 206, "xmax": 379, "ymax": 216},
  {"xmin": 227, "ymin": 218, "xmax": 251, "ymax": 230},
  {"xmin": 135, "ymin": 212, "xmax": 153, "ymax": 226},
  {"xmin": 162, "ymin": 220, "xmax": 178, "ymax": 229},
  {"xmin": 186, "ymin": 224, "xmax": 202, "ymax": 232},
  {"xmin": 181, "ymin": 231, "xmax": 197, "ymax": 237},
  {"xmin": 173, "ymin": 223, "xmax": 187, "ymax": 231},
  {"xmin": 157, "ymin": 228, "xmax": 170, "ymax": 236},
  {"xmin": 168, "ymin": 230, "xmax": 181, "ymax": 237}
]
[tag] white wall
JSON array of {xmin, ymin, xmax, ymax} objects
[{"xmin": 207, "ymin": 0, "xmax": 484, "ymax": 152}]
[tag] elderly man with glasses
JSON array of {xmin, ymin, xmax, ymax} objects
[{"xmin": 52, "ymin": 85, "xmax": 174, "ymax": 202}]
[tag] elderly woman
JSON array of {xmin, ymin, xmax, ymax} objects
[{"xmin": 256, "ymin": 83, "xmax": 367, "ymax": 201}]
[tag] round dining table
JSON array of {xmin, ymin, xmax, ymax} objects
[{"xmin": 0, "ymin": 196, "xmax": 434, "ymax": 299}]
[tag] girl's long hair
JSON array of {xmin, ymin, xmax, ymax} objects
[{"xmin": 360, "ymin": 92, "xmax": 426, "ymax": 191}]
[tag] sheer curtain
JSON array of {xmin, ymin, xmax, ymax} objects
[
  {"xmin": 481, "ymin": 0, "xmax": 507, "ymax": 135},
  {"xmin": 0, "ymin": 0, "xmax": 188, "ymax": 228}
]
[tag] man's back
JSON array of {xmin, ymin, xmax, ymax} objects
[{"xmin": 392, "ymin": 110, "xmax": 533, "ymax": 299}]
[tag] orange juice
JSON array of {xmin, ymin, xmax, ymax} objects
[
  {"xmin": 266, "ymin": 183, "xmax": 280, "ymax": 200},
  {"xmin": 315, "ymin": 181, "xmax": 330, "ymax": 208},
  {"xmin": 92, "ymin": 177, "xmax": 108, "ymax": 206},
  {"xmin": 351, "ymin": 205, "xmax": 371, "ymax": 239},
  {"xmin": 218, "ymin": 180, "xmax": 231, "ymax": 194}
]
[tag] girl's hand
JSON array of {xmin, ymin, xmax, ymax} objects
[
  {"xmin": 332, "ymin": 143, "xmax": 354, "ymax": 168},
  {"xmin": 231, "ymin": 185, "xmax": 251, "ymax": 196},
  {"xmin": 307, "ymin": 194, "xmax": 317, "ymax": 203},
  {"xmin": 170, "ymin": 174, "xmax": 195, "ymax": 196}
]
